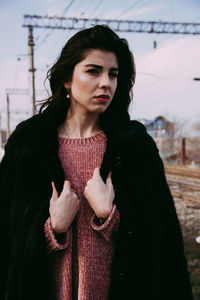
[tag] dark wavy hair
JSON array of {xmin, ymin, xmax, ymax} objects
[{"xmin": 40, "ymin": 25, "xmax": 136, "ymax": 134}]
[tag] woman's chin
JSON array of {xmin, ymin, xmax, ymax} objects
[{"xmin": 89, "ymin": 105, "xmax": 109, "ymax": 114}]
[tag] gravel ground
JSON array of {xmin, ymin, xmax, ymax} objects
[
  {"xmin": 174, "ymin": 196, "xmax": 200, "ymax": 238},
  {"xmin": 174, "ymin": 196, "xmax": 200, "ymax": 299}
]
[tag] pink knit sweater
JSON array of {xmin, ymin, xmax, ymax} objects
[{"xmin": 44, "ymin": 131, "xmax": 120, "ymax": 300}]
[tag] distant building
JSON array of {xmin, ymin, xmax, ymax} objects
[{"xmin": 139, "ymin": 116, "xmax": 175, "ymax": 138}]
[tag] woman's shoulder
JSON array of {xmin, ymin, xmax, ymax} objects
[
  {"xmin": 115, "ymin": 120, "xmax": 158, "ymax": 156},
  {"xmin": 129, "ymin": 120, "xmax": 157, "ymax": 144},
  {"xmin": 128, "ymin": 120, "xmax": 147, "ymax": 135},
  {"xmin": 5, "ymin": 114, "xmax": 49, "ymax": 152},
  {"xmin": 13, "ymin": 114, "xmax": 43, "ymax": 133},
  {"xmin": 118, "ymin": 120, "xmax": 149, "ymax": 142}
]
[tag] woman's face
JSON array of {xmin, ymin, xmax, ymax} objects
[{"xmin": 64, "ymin": 49, "xmax": 118, "ymax": 115}]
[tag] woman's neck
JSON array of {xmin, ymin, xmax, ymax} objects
[{"xmin": 59, "ymin": 107, "xmax": 100, "ymax": 139}]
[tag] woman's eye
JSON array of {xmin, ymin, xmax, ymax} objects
[
  {"xmin": 86, "ymin": 69, "xmax": 99, "ymax": 74},
  {"xmin": 109, "ymin": 73, "xmax": 118, "ymax": 78}
]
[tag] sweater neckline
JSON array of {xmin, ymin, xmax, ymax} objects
[{"xmin": 58, "ymin": 130, "xmax": 106, "ymax": 145}]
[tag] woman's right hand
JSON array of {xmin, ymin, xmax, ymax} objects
[{"xmin": 49, "ymin": 181, "xmax": 80, "ymax": 234}]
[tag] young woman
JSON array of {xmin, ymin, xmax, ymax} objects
[{"xmin": 0, "ymin": 25, "xmax": 193, "ymax": 300}]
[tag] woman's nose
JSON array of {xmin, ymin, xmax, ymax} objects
[{"xmin": 99, "ymin": 74, "xmax": 111, "ymax": 89}]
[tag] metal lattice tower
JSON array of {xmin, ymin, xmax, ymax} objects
[{"xmin": 23, "ymin": 15, "xmax": 200, "ymax": 35}]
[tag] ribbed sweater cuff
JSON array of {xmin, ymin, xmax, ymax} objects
[
  {"xmin": 44, "ymin": 217, "xmax": 71, "ymax": 253},
  {"xmin": 90, "ymin": 205, "xmax": 120, "ymax": 241}
]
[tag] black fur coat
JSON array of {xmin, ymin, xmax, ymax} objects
[{"xmin": 0, "ymin": 111, "xmax": 193, "ymax": 300}]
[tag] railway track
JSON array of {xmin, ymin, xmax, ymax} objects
[
  {"xmin": 164, "ymin": 164, "xmax": 200, "ymax": 180},
  {"xmin": 164, "ymin": 164, "xmax": 200, "ymax": 206}
]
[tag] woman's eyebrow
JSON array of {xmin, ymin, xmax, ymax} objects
[{"xmin": 84, "ymin": 64, "xmax": 118, "ymax": 72}]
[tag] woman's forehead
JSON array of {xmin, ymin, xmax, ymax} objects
[{"xmin": 80, "ymin": 49, "xmax": 118, "ymax": 68}]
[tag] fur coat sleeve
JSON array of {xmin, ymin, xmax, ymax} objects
[
  {"xmin": 0, "ymin": 116, "xmax": 64, "ymax": 300},
  {"xmin": 107, "ymin": 125, "xmax": 194, "ymax": 300}
]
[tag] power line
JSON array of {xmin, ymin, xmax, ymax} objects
[
  {"xmin": 71, "ymin": 0, "xmax": 84, "ymax": 17},
  {"xmin": 5, "ymin": 88, "xmax": 45, "ymax": 95},
  {"xmin": 35, "ymin": 30, "xmax": 54, "ymax": 51},
  {"xmin": 80, "ymin": 0, "xmax": 95, "ymax": 16},
  {"xmin": 62, "ymin": 0, "xmax": 75, "ymax": 16},
  {"xmin": 87, "ymin": 0, "xmax": 105, "ymax": 18},
  {"xmin": 115, "ymin": 0, "xmax": 142, "ymax": 19},
  {"xmin": 35, "ymin": 1, "xmax": 76, "ymax": 52},
  {"xmin": 135, "ymin": 0, "xmax": 154, "ymax": 14}
]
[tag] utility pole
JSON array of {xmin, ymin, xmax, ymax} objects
[
  {"xmin": 4, "ymin": 88, "xmax": 45, "ymax": 140},
  {"xmin": 6, "ymin": 93, "xmax": 10, "ymax": 138},
  {"xmin": 28, "ymin": 27, "xmax": 36, "ymax": 115},
  {"xmin": 180, "ymin": 137, "xmax": 186, "ymax": 165}
]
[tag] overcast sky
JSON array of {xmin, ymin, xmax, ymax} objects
[{"xmin": 0, "ymin": 0, "xmax": 200, "ymax": 131}]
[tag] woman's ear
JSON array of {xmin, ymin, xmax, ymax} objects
[{"xmin": 64, "ymin": 81, "xmax": 71, "ymax": 89}]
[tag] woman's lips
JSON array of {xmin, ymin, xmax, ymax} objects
[
  {"xmin": 96, "ymin": 98, "xmax": 109, "ymax": 103},
  {"xmin": 94, "ymin": 95, "xmax": 109, "ymax": 103}
]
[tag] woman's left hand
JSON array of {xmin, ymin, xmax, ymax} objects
[{"xmin": 84, "ymin": 167, "xmax": 115, "ymax": 219}]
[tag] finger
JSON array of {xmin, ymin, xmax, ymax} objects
[
  {"xmin": 84, "ymin": 185, "xmax": 89, "ymax": 196},
  {"xmin": 106, "ymin": 171, "xmax": 112, "ymax": 186},
  {"xmin": 63, "ymin": 180, "xmax": 71, "ymax": 192},
  {"xmin": 93, "ymin": 167, "xmax": 100, "ymax": 178},
  {"xmin": 86, "ymin": 179, "xmax": 91, "ymax": 186},
  {"xmin": 51, "ymin": 181, "xmax": 58, "ymax": 200},
  {"xmin": 70, "ymin": 187, "xmax": 76, "ymax": 194}
]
